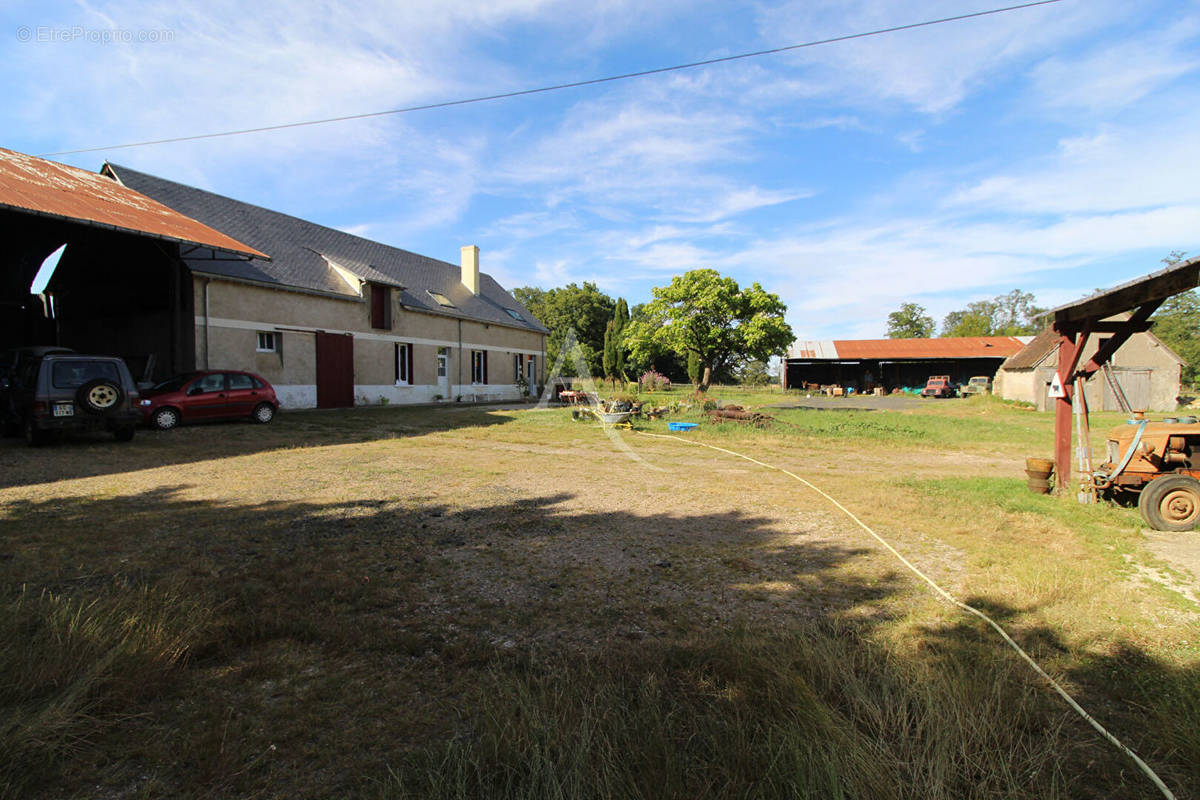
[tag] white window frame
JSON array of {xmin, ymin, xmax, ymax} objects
[
  {"xmin": 471, "ymin": 350, "xmax": 485, "ymax": 384},
  {"xmin": 395, "ymin": 342, "xmax": 411, "ymax": 386},
  {"xmin": 256, "ymin": 331, "xmax": 278, "ymax": 352}
]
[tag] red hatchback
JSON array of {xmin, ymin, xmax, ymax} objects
[{"xmin": 140, "ymin": 370, "xmax": 279, "ymax": 430}]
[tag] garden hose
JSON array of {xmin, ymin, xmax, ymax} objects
[{"xmin": 633, "ymin": 429, "xmax": 1177, "ymax": 800}]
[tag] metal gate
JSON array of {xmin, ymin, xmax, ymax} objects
[{"xmin": 316, "ymin": 332, "xmax": 354, "ymax": 409}]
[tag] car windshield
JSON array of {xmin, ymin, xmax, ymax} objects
[
  {"xmin": 151, "ymin": 374, "xmax": 197, "ymax": 393},
  {"xmin": 52, "ymin": 361, "xmax": 120, "ymax": 389}
]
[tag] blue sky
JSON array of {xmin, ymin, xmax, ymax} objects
[{"xmin": 3, "ymin": 0, "xmax": 1199, "ymax": 340}]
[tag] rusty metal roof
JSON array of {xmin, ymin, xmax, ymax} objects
[
  {"xmin": 788, "ymin": 336, "xmax": 1029, "ymax": 361},
  {"xmin": 0, "ymin": 148, "xmax": 267, "ymax": 259}
]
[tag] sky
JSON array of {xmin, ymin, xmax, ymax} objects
[{"xmin": 3, "ymin": 0, "xmax": 1199, "ymax": 341}]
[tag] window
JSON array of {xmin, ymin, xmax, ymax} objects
[
  {"xmin": 370, "ymin": 284, "xmax": 392, "ymax": 329},
  {"xmin": 437, "ymin": 347, "xmax": 449, "ymax": 378},
  {"xmin": 227, "ymin": 373, "xmax": 254, "ymax": 390},
  {"xmin": 188, "ymin": 373, "xmax": 226, "ymax": 395},
  {"xmin": 471, "ymin": 350, "xmax": 488, "ymax": 384},
  {"xmin": 427, "ymin": 290, "xmax": 455, "ymax": 308},
  {"xmin": 395, "ymin": 342, "xmax": 413, "ymax": 385},
  {"xmin": 504, "ymin": 308, "xmax": 524, "ymax": 322},
  {"xmin": 51, "ymin": 361, "xmax": 119, "ymax": 389},
  {"xmin": 256, "ymin": 331, "xmax": 278, "ymax": 352},
  {"xmin": 513, "ymin": 353, "xmax": 523, "ymax": 382}
]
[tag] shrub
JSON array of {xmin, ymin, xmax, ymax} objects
[{"xmin": 639, "ymin": 370, "xmax": 671, "ymax": 393}]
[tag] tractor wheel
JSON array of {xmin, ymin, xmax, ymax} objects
[{"xmin": 1139, "ymin": 475, "xmax": 1200, "ymax": 531}]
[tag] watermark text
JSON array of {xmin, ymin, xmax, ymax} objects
[{"xmin": 16, "ymin": 25, "xmax": 175, "ymax": 44}]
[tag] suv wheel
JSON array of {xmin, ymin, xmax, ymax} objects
[
  {"xmin": 77, "ymin": 378, "xmax": 125, "ymax": 415},
  {"xmin": 1139, "ymin": 475, "xmax": 1200, "ymax": 531},
  {"xmin": 152, "ymin": 407, "xmax": 180, "ymax": 430},
  {"xmin": 252, "ymin": 403, "xmax": 275, "ymax": 424}
]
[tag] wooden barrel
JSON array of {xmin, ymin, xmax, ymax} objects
[{"xmin": 1025, "ymin": 457, "xmax": 1054, "ymax": 494}]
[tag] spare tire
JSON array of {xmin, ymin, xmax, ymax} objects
[{"xmin": 76, "ymin": 378, "xmax": 124, "ymax": 415}]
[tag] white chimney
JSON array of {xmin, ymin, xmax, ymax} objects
[{"xmin": 461, "ymin": 245, "xmax": 480, "ymax": 295}]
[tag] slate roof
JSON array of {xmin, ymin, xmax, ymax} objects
[
  {"xmin": 0, "ymin": 148, "xmax": 265, "ymax": 258},
  {"xmin": 103, "ymin": 164, "xmax": 547, "ymax": 334},
  {"xmin": 787, "ymin": 336, "xmax": 1029, "ymax": 361}
]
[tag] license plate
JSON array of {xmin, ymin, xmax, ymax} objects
[{"xmin": 53, "ymin": 402, "xmax": 74, "ymax": 417}]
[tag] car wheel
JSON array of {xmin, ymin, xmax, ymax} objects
[
  {"xmin": 252, "ymin": 402, "xmax": 275, "ymax": 424},
  {"xmin": 152, "ymin": 407, "xmax": 180, "ymax": 430},
  {"xmin": 113, "ymin": 426, "xmax": 135, "ymax": 442},
  {"xmin": 1139, "ymin": 475, "xmax": 1200, "ymax": 531},
  {"xmin": 76, "ymin": 378, "xmax": 125, "ymax": 415}
]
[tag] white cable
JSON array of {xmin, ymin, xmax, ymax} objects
[{"xmin": 633, "ymin": 430, "xmax": 1177, "ymax": 800}]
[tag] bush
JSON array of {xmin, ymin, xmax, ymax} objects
[{"xmin": 639, "ymin": 370, "xmax": 671, "ymax": 393}]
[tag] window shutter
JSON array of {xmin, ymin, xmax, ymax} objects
[
  {"xmin": 406, "ymin": 343, "xmax": 414, "ymax": 385},
  {"xmin": 371, "ymin": 285, "xmax": 391, "ymax": 329},
  {"xmin": 394, "ymin": 343, "xmax": 400, "ymax": 382},
  {"xmin": 483, "ymin": 351, "xmax": 489, "ymax": 384}
]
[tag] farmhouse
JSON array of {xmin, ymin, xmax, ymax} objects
[
  {"xmin": 96, "ymin": 165, "xmax": 547, "ymax": 408},
  {"xmin": 781, "ymin": 336, "xmax": 1030, "ymax": 393},
  {"xmin": 994, "ymin": 324, "xmax": 1183, "ymax": 412}
]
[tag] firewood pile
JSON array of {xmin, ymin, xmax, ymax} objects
[{"xmin": 705, "ymin": 404, "xmax": 777, "ymax": 427}]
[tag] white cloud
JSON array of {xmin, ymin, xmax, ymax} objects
[{"xmin": 754, "ymin": 0, "xmax": 1123, "ymax": 114}]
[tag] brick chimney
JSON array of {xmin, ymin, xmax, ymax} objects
[{"xmin": 461, "ymin": 245, "xmax": 480, "ymax": 295}]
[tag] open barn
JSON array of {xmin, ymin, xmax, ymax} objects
[{"xmin": 781, "ymin": 336, "xmax": 1031, "ymax": 394}]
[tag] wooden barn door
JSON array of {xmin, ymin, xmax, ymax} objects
[{"xmin": 316, "ymin": 332, "xmax": 354, "ymax": 408}]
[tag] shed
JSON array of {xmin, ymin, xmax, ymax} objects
[
  {"xmin": 782, "ymin": 336, "xmax": 1029, "ymax": 393},
  {"xmin": 994, "ymin": 323, "xmax": 1183, "ymax": 412}
]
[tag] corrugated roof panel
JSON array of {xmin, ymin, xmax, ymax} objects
[
  {"xmin": 0, "ymin": 148, "xmax": 267, "ymax": 259},
  {"xmin": 788, "ymin": 336, "xmax": 1028, "ymax": 361}
]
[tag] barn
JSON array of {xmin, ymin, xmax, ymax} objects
[
  {"xmin": 781, "ymin": 336, "xmax": 1030, "ymax": 394},
  {"xmin": 993, "ymin": 324, "xmax": 1183, "ymax": 412}
]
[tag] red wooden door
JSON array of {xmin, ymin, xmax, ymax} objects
[{"xmin": 316, "ymin": 332, "xmax": 354, "ymax": 409}]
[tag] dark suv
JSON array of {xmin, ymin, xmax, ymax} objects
[{"xmin": 2, "ymin": 352, "xmax": 141, "ymax": 445}]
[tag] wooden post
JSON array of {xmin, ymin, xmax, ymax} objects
[{"xmin": 1054, "ymin": 329, "xmax": 1075, "ymax": 491}]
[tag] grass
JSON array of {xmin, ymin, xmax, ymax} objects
[{"xmin": 0, "ymin": 396, "xmax": 1196, "ymax": 798}]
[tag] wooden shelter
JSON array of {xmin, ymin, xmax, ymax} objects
[{"xmin": 1047, "ymin": 256, "xmax": 1200, "ymax": 496}]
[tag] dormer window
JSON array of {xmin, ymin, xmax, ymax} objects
[{"xmin": 428, "ymin": 290, "xmax": 455, "ymax": 308}]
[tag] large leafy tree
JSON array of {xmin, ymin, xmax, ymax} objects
[
  {"xmin": 1151, "ymin": 251, "xmax": 1199, "ymax": 385},
  {"xmin": 627, "ymin": 269, "xmax": 793, "ymax": 391},
  {"xmin": 941, "ymin": 290, "xmax": 1045, "ymax": 337},
  {"xmin": 512, "ymin": 282, "xmax": 615, "ymax": 377},
  {"xmin": 886, "ymin": 303, "xmax": 934, "ymax": 338}
]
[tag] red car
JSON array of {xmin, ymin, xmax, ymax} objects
[{"xmin": 140, "ymin": 370, "xmax": 278, "ymax": 429}]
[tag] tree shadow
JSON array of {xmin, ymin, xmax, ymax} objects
[
  {"xmin": 0, "ymin": 404, "xmax": 517, "ymax": 489},
  {"xmin": 2, "ymin": 486, "xmax": 1195, "ymax": 799}
]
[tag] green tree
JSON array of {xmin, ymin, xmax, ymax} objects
[
  {"xmin": 686, "ymin": 351, "xmax": 701, "ymax": 385},
  {"xmin": 1151, "ymin": 251, "xmax": 1199, "ymax": 385},
  {"xmin": 602, "ymin": 320, "xmax": 616, "ymax": 381},
  {"xmin": 512, "ymin": 282, "xmax": 615, "ymax": 377},
  {"xmin": 886, "ymin": 303, "xmax": 934, "ymax": 338},
  {"xmin": 613, "ymin": 298, "xmax": 630, "ymax": 379},
  {"xmin": 940, "ymin": 290, "xmax": 1045, "ymax": 337},
  {"xmin": 627, "ymin": 269, "xmax": 793, "ymax": 392},
  {"xmin": 737, "ymin": 359, "xmax": 771, "ymax": 386}
]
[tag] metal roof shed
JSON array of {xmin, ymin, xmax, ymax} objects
[{"xmin": 1047, "ymin": 256, "xmax": 1200, "ymax": 497}]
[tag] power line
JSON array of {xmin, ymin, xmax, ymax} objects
[{"xmin": 38, "ymin": 0, "xmax": 1065, "ymax": 158}]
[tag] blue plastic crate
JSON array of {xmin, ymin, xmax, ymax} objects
[{"xmin": 668, "ymin": 422, "xmax": 698, "ymax": 432}]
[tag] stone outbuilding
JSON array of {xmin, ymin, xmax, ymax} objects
[{"xmin": 993, "ymin": 324, "xmax": 1183, "ymax": 412}]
